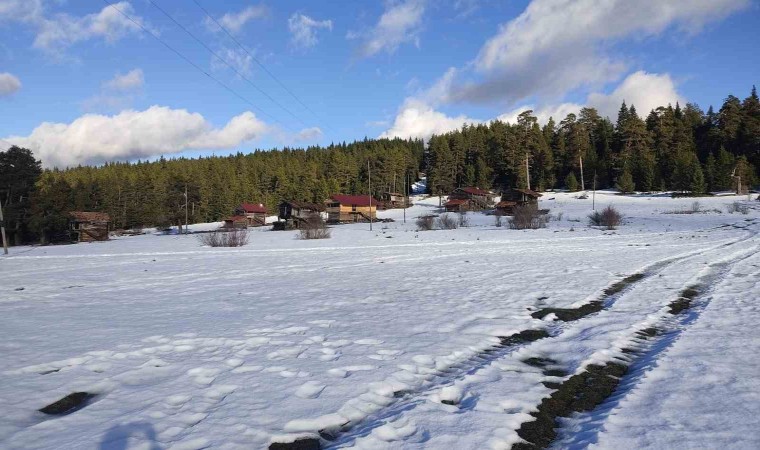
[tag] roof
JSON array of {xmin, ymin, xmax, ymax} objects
[
  {"xmin": 238, "ymin": 203, "xmax": 267, "ymax": 213},
  {"xmin": 458, "ymin": 187, "xmax": 492, "ymax": 196},
  {"xmin": 68, "ymin": 211, "xmax": 111, "ymax": 223},
  {"xmin": 280, "ymin": 200, "xmax": 325, "ymax": 211},
  {"xmin": 496, "ymin": 200, "xmax": 518, "ymax": 208},
  {"xmin": 444, "ymin": 199, "xmax": 468, "ymax": 206},
  {"xmin": 328, "ymin": 195, "xmax": 380, "ymax": 207},
  {"xmin": 225, "ymin": 215, "xmax": 248, "ymax": 222},
  {"xmin": 513, "ymin": 188, "xmax": 543, "ymax": 198}
]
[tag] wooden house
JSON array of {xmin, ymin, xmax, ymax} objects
[
  {"xmin": 447, "ymin": 187, "xmax": 495, "ymax": 210},
  {"xmin": 381, "ymin": 192, "xmax": 411, "ymax": 209},
  {"xmin": 502, "ymin": 188, "xmax": 543, "ymax": 206},
  {"xmin": 444, "ymin": 198, "xmax": 474, "ymax": 212},
  {"xmin": 325, "ymin": 195, "xmax": 379, "ymax": 223},
  {"xmin": 494, "ymin": 200, "xmax": 518, "ymax": 215},
  {"xmin": 234, "ymin": 203, "xmax": 267, "ymax": 227},
  {"xmin": 68, "ymin": 211, "xmax": 111, "ymax": 242},
  {"xmin": 277, "ymin": 201, "xmax": 324, "ymax": 229},
  {"xmin": 223, "ymin": 215, "xmax": 248, "ymax": 229}
]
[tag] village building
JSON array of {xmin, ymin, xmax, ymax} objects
[
  {"xmin": 446, "ymin": 187, "xmax": 495, "ymax": 211},
  {"xmin": 234, "ymin": 203, "xmax": 267, "ymax": 227},
  {"xmin": 380, "ymin": 192, "xmax": 411, "ymax": 209},
  {"xmin": 222, "ymin": 215, "xmax": 248, "ymax": 229},
  {"xmin": 502, "ymin": 188, "xmax": 543, "ymax": 207},
  {"xmin": 68, "ymin": 211, "xmax": 111, "ymax": 242},
  {"xmin": 325, "ymin": 195, "xmax": 379, "ymax": 223},
  {"xmin": 276, "ymin": 201, "xmax": 324, "ymax": 229}
]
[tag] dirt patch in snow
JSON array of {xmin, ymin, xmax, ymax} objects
[
  {"xmin": 38, "ymin": 392, "xmax": 96, "ymax": 415},
  {"xmin": 269, "ymin": 438, "xmax": 321, "ymax": 450},
  {"xmin": 668, "ymin": 285, "xmax": 702, "ymax": 314}
]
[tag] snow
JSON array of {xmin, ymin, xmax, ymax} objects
[{"xmin": 1, "ymin": 191, "xmax": 759, "ymax": 449}]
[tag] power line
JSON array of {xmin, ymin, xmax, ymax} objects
[
  {"xmin": 146, "ymin": 0, "xmax": 309, "ymax": 128},
  {"xmin": 100, "ymin": 0, "xmax": 294, "ymax": 132},
  {"xmin": 191, "ymin": 0, "xmax": 337, "ymax": 135}
]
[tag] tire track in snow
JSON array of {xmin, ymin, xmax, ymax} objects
[{"xmin": 271, "ymin": 223, "xmax": 759, "ymax": 449}]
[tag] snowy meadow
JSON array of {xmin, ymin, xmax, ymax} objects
[{"xmin": 2, "ymin": 192, "xmax": 759, "ymax": 449}]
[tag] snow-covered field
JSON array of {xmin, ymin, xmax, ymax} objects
[{"xmin": 1, "ymin": 191, "xmax": 759, "ymax": 449}]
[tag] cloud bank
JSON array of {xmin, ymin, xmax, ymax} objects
[{"xmin": 0, "ymin": 72, "xmax": 22, "ymax": 97}]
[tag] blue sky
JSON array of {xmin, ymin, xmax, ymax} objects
[{"xmin": 0, "ymin": 0, "xmax": 758, "ymax": 167}]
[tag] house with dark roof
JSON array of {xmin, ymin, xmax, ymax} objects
[
  {"xmin": 234, "ymin": 203, "xmax": 267, "ymax": 227},
  {"xmin": 277, "ymin": 201, "xmax": 325, "ymax": 229},
  {"xmin": 446, "ymin": 187, "xmax": 495, "ymax": 210},
  {"xmin": 502, "ymin": 188, "xmax": 543, "ymax": 207},
  {"xmin": 68, "ymin": 211, "xmax": 111, "ymax": 242},
  {"xmin": 325, "ymin": 195, "xmax": 380, "ymax": 223}
]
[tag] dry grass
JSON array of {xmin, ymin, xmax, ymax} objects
[
  {"xmin": 726, "ymin": 201, "xmax": 749, "ymax": 214},
  {"xmin": 437, "ymin": 213, "xmax": 459, "ymax": 230},
  {"xmin": 509, "ymin": 204, "xmax": 549, "ymax": 230},
  {"xmin": 198, "ymin": 229, "xmax": 250, "ymax": 247},
  {"xmin": 298, "ymin": 216, "xmax": 331, "ymax": 240},
  {"xmin": 588, "ymin": 205, "xmax": 623, "ymax": 229}
]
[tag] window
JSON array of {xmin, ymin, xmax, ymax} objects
[{"xmin": 352, "ymin": 204, "xmax": 357, "ymax": 211}]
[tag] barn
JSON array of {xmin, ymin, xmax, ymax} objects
[
  {"xmin": 277, "ymin": 201, "xmax": 324, "ymax": 229},
  {"xmin": 447, "ymin": 187, "xmax": 495, "ymax": 210},
  {"xmin": 502, "ymin": 188, "xmax": 543, "ymax": 206},
  {"xmin": 68, "ymin": 211, "xmax": 111, "ymax": 242},
  {"xmin": 325, "ymin": 195, "xmax": 379, "ymax": 223},
  {"xmin": 234, "ymin": 203, "xmax": 267, "ymax": 227}
]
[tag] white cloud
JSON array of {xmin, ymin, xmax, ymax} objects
[
  {"xmin": 211, "ymin": 47, "xmax": 253, "ymax": 77},
  {"xmin": 206, "ymin": 5, "xmax": 267, "ymax": 34},
  {"xmin": 3, "ymin": 106, "xmax": 270, "ymax": 168},
  {"xmin": 0, "ymin": 72, "xmax": 22, "ymax": 97},
  {"xmin": 496, "ymin": 103, "xmax": 583, "ymax": 126},
  {"xmin": 294, "ymin": 127, "xmax": 323, "ymax": 142},
  {"xmin": 104, "ymin": 68, "xmax": 144, "ymax": 91},
  {"xmin": 452, "ymin": 0, "xmax": 748, "ymax": 104},
  {"xmin": 379, "ymin": 99, "xmax": 478, "ymax": 141},
  {"xmin": 0, "ymin": 1, "xmax": 150, "ymax": 55},
  {"xmin": 288, "ymin": 13, "xmax": 332, "ymax": 50},
  {"xmin": 351, "ymin": 0, "xmax": 426, "ymax": 58},
  {"xmin": 587, "ymin": 71, "xmax": 684, "ymax": 119}
]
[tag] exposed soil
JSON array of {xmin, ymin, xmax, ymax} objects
[
  {"xmin": 38, "ymin": 392, "xmax": 95, "ymax": 415},
  {"xmin": 269, "ymin": 438, "xmax": 321, "ymax": 450},
  {"xmin": 668, "ymin": 285, "xmax": 703, "ymax": 314}
]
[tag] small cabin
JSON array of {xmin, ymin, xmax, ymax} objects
[
  {"xmin": 223, "ymin": 215, "xmax": 248, "ymax": 229},
  {"xmin": 234, "ymin": 203, "xmax": 267, "ymax": 227},
  {"xmin": 503, "ymin": 188, "xmax": 543, "ymax": 206},
  {"xmin": 448, "ymin": 187, "xmax": 495, "ymax": 210},
  {"xmin": 444, "ymin": 199, "xmax": 474, "ymax": 212},
  {"xmin": 494, "ymin": 200, "xmax": 518, "ymax": 215},
  {"xmin": 69, "ymin": 211, "xmax": 111, "ymax": 242},
  {"xmin": 381, "ymin": 192, "xmax": 411, "ymax": 209},
  {"xmin": 325, "ymin": 195, "xmax": 379, "ymax": 223},
  {"xmin": 278, "ymin": 201, "xmax": 324, "ymax": 229}
]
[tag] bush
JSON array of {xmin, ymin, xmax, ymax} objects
[
  {"xmin": 458, "ymin": 211, "xmax": 470, "ymax": 227},
  {"xmin": 438, "ymin": 213, "xmax": 459, "ymax": 229},
  {"xmin": 299, "ymin": 216, "xmax": 331, "ymax": 239},
  {"xmin": 726, "ymin": 201, "xmax": 749, "ymax": 215},
  {"xmin": 690, "ymin": 201, "xmax": 702, "ymax": 213},
  {"xmin": 588, "ymin": 205, "xmax": 623, "ymax": 229},
  {"xmin": 494, "ymin": 215, "xmax": 503, "ymax": 227},
  {"xmin": 198, "ymin": 229, "xmax": 250, "ymax": 247},
  {"xmin": 509, "ymin": 204, "xmax": 549, "ymax": 230},
  {"xmin": 416, "ymin": 215, "xmax": 435, "ymax": 231}
]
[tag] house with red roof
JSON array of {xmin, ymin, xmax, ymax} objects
[
  {"xmin": 325, "ymin": 195, "xmax": 380, "ymax": 223},
  {"xmin": 446, "ymin": 187, "xmax": 495, "ymax": 211},
  {"xmin": 233, "ymin": 203, "xmax": 267, "ymax": 227}
]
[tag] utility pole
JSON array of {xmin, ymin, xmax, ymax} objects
[
  {"xmin": 592, "ymin": 171, "xmax": 597, "ymax": 211},
  {"xmin": 368, "ymin": 160, "xmax": 373, "ymax": 231},
  {"xmin": 0, "ymin": 201, "xmax": 8, "ymax": 255},
  {"xmin": 579, "ymin": 155, "xmax": 585, "ymax": 191},
  {"xmin": 403, "ymin": 172, "xmax": 407, "ymax": 224},
  {"xmin": 184, "ymin": 184, "xmax": 189, "ymax": 234},
  {"xmin": 525, "ymin": 153, "xmax": 531, "ymax": 190}
]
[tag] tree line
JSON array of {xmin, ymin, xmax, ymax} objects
[
  {"xmin": 0, "ymin": 138, "xmax": 423, "ymax": 244},
  {"xmin": 427, "ymin": 86, "xmax": 759, "ymax": 196},
  {"xmin": 1, "ymin": 87, "xmax": 757, "ymax": 245}
]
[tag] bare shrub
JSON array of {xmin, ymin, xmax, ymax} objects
[
  {"xmin": 299, "ymin": 216, "xmax": 331, "ymax": 240},
  {"xmin": 416, "ymin": 215, "xmax": 436, "ymax": 231},
  {"xmin": 726, "ymin": 201, "xmax": 749, "ymax": 214},
  {"xmin": 588, "ymin": 205, "xmax": 623, "ymax": 229},
  {"xmin": 458, "ymin": 211, "xmax": 470, "ymax": 227},
  {"xmin": 437, "ymin": 213, "xmax": 459, "ymax": 230},
  {"xmin": 690, "ymin": 201, "xmax": 702, "ymax": 213},
  {"xmin": 509, "ymin": 204, "xmax": 549, "ymax": 230},
  {"xmin": 198, "ymin": 229, "xmax": 250, "ymax": 247},
  {"xmin": 494, "ymin": 215, "xmax": 503, "ymax": 227}
]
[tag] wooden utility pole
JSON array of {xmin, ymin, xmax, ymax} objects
[
  {"xmin": 592, "ymin": 171, "xmax": 597, "ymax": 211},
  {"xmin": 0, "ymin": 201, "xmax": 8, "ymax": 255},
  {"xmin": 184, "ymin": 184, "xmax": 189, "ymax": 234},
  {"xmin": 525, "ymin": 153, "xmax": 531, "ymax": 190},
  {"xmin": 368, "ymin": 160, "xmax": 373, "ymax": 231},
  {"xmin": 403, "ymin": 172, "xmax": 407, "ymax": 224},
  {"xmin": 579, "ymin": 155, "xmax": 585, "ymax": 191}
]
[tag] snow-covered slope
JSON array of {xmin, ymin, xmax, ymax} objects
[{"xmin": 1, "ymin": 192, "xmax": 758, "ymax": 449}]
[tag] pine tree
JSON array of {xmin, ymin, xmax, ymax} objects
[{"xmin": 616, "ymin": 167, "xmax": 635, "ymax": 193}]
